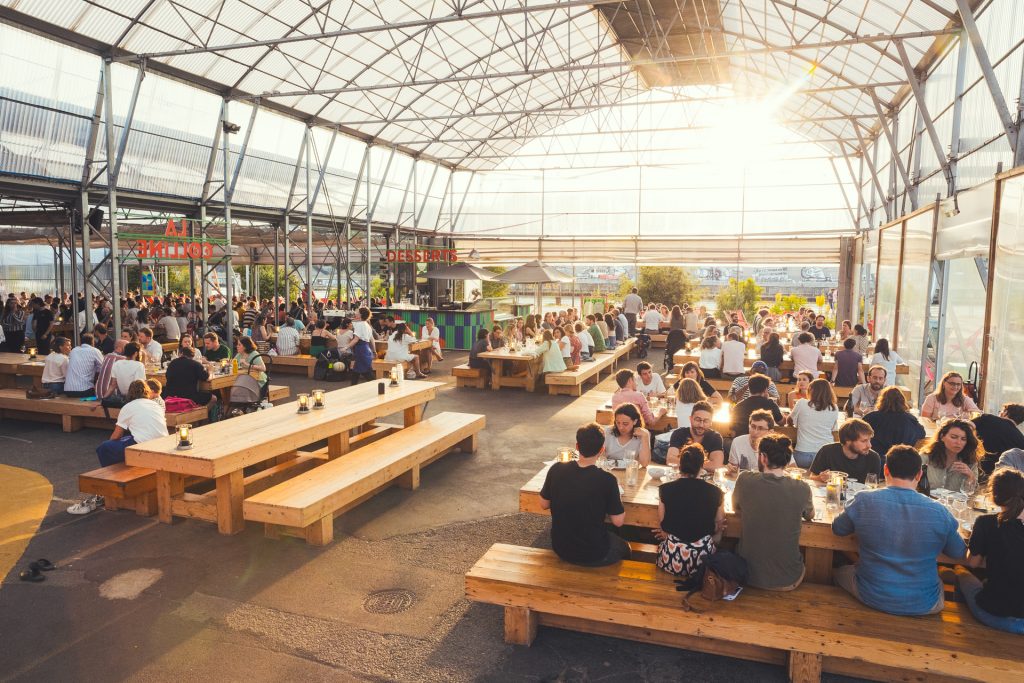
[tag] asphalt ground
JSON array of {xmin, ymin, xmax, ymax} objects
[{"xmin": 0, "ymin": 350, "xmax": 865, "ymax": 682}]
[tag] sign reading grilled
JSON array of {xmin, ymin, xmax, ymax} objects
[{"xmin": 386, "ymin": 249, "xmax": 458, "ymax": 263}]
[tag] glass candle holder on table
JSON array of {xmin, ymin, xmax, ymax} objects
[
  {"xmin": 311, "ymin": 389, "xmax": 325, "ymax": 409},
  {"xmin": 176, "ymin": 423, "xmax": 193, "ymax": 450},
  {"xmin": 296, "ymin": 393, "xmax": 310, "ymax": 413}
]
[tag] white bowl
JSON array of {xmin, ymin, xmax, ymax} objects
[{"xmin": 647, "ymin": 465, "xmax": 670, "ymax": 480}]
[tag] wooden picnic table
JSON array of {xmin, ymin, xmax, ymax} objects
[
  {"xmin": 478, "ymin": 348, "xmax": 544, "ymax": 392},
  {"xmin": 0, "ymin": 353, "xmax": 32, "ymax": 388},
  {"xmin": 672, "ymin": 351, "xmax": 909, "ymax": 376},
  {"xmin": 125, "ymin": 380, "xmax": 441, "ymax": 535},
  {"xmin": 520, "ymin": 463, "xmax": 964, "ymax": 584}
]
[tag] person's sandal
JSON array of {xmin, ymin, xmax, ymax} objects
[
  {"xmin": 34, "ymin": 559, "xmax": 56, "ymax": 571},
  {"xmin": 19, "ymin": 567, "xmax": 44, "ymax": 582}
]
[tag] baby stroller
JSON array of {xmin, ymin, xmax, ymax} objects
[
  {"xmin": 227, "ymin": 374, "xmax": 267, "ymax": 418},
  {"xmin": 635, "ymin": 332, "xmax": 651, "ymax": 359},
  {"xmin": 664, "ymin": 329, "xmax": 687, "ymax": 373}
]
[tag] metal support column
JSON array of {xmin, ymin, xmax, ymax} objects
[
  {"xmin": 895, "ymin": 40, "xmax": 954, "ymax": 196},
  {"xmin": 365, "ymin": 144, "xmax": 373, "ymax": 304},
  {"xmin": 870, "ymin": 89, "xmax": 914, "ymax": 210},
  {"xmin": 221, "ymin": 101, "xmax": 235, "ymax": 351}
]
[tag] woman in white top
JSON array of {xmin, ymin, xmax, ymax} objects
[
  {"xmin": 698, "ymin": 335, "xmax": 723, "ymax": 379},
  {"xmin": 110, "ymin": 342, "xmax": 147, "ymax": 397},
  {"xmin": 603, "ymin": 403, "xmax": 652, "ymax": 467},
  {"xmin": 674, "ymin": 378, "xmax": 707, "ymax": 429},
  {"xmin": 920, "ymin": 371, "xmax": 980, "ymax": 420},
  {"xmin": 869, "ymin": 338, "xmax": 904, "ymax": 387},
  {"xmin": 420, "ymin": 318, "xmax": 443, "ymax": 361},
  {"xmin": 556, "ymin": 327, "xmax": 572, "ymax": 361},
  {"xmin": 42, "ymin": 336, "xmax": 71, "ymax": 393},
  {"xmin": 385, "ymin": 322, "xmax": 426, "ymax": 378},
  {"xmin": 347, "ymin": 307, "xmax": 376, "ymax": 380},
  {"xmin": 790, "ymin": 378, "xmax": 839, "ymax": 468}
]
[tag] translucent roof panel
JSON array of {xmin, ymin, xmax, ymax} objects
[{"xmin": 0, "ymin": 0, "xmax": 963, "ymax": 171}]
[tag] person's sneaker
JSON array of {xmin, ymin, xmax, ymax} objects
[{"xmin": 67, "ymin": 495, "xmax": 103, "ymax": 515}]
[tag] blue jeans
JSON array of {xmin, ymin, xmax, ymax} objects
[
  {"xmin": 42, "ymin": 382, "xmax": 64, "ymax": 393},
  {"xmin": 606, "ymin": 336, "xmax": 616, "ymax": 347},
  {"xmin": 793, "ymin": 450, "xmax": 816, "ymax": 468},
  {"xmin": 97, "ymin": 435, "xmax": 136, "ymax": 467},
  {"xmin": 958, "ymin": 572, "xmax": 1024, "ymax": 634}
]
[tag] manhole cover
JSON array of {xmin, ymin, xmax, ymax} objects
[{"xmin": 363, "ymin": 589, "xmax": 415, "ymax": 614}]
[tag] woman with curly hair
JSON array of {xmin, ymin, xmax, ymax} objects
[{"xmin": 920, "ymin": 418, "xmax": 983, "ymax": 493}]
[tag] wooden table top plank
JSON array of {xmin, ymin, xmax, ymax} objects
[
  {"xmin": 672, "ymin": 351, "xmax": 909, "ymax": 374},
  {"xmin": 125, "ymin": 380, "xmax": 441, "ymax": 478}
]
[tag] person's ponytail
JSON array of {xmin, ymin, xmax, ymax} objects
[{"xmin": 990, "ymin": 469, "xmax": 1024, "ymax": 524}]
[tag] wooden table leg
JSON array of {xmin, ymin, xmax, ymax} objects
[
  {"xmin": 489, "ymin": 359, "xmax": 502, "ymax": 390},
  {"xmin": 804, "ymin": 547, "xmax": 834, "ymax": 584},
  {"xmin": 0, "ymin": 375, "xmax": 14, "ymax": 389},
  {"xmin": 404, "ymin": 403, "xmax": 424, "ymax": 427},
  {"xmin": 215, "ymin": 470, "xmax": 245, "ymax": 535},
  {"xmin": 327, "ymin": 432, "xmax": 349, "ymax": 459},
  {"xmin": 155, "ymin": 471, "xmax": 183, "ymax": 524}
]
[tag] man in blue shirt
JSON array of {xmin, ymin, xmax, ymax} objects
[{"xmin": 832, "ymin": 445, "xmax": 966, "ymax": 616}]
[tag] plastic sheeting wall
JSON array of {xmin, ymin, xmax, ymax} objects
[
  {"xmin": 984, "ymin": 172, "xmax": 1024, "ymax": 408},
  {"xmin": 896, "ymin": 209, "xmax": 937, "ymax": 405}
]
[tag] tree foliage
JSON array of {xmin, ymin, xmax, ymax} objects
[
  {"xmin": 636, "ymin": 266, "xmax": 704, "ymax": 307},
  {"xmin": 481, "ymin": 266, "xmax": 510, "ymax": 298},
  {"xmin": 616, "ymin": 274, "xmax": 636, "ymax": 299},
  {"xmin": 769, "ymin": 293, "xmax": 807, "ymax": 316},
  {"xmin": 715, "ymin": 277, "xmax": 763, "ymax": 322}
]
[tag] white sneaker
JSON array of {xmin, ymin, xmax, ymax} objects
[{"xmin": 67, "ymin": 495, "xmax": 103, "ymax": 515}]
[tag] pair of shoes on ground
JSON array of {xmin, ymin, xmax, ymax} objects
[
  {"xmin": 67, "ymin": 494, "xmax": 104, "ymax": 515},
  {"xmin": 19, "ymin": 558, "xmax": 56, "ymax": 582}
]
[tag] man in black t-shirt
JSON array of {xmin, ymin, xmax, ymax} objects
[
  {"xmin": 731, "ymin": 374, "xmax": 783, "ymax": 436},
  {"xmin": 810, "ymin": 315, "xmax": 832, "ymax": 341},
  {"xmin": 164, "ymin": 346, "xmax": 215, "ymax": 406},
  {"xmin": 809, "ymin": 418, "xmax": 880, "ymax": 483},
  {"xmin": 540, "ymin": 422, "xmax": 628, "ymax": 566},
  {"xmin": 667, "ymin": 401, "xmax": 725, "ymax": 470}
]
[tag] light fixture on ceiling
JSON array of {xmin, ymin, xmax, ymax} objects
[{"xmin": 468, "ymin": 249, "xmax": 480, "ymax": 259}]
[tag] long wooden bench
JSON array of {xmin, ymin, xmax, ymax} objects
[
  {"xmin": 270, "ymin": 354, "xmax": 317, "ymax": 378},
  {"xmin": 373, "ymin": 358, "xmax": 409, "ymax": 379},
  {"xmin": 244, "ymin": 412, "xmax": 485, "ymax": 545},
  {"xmin": 466, "ymin": 544, "xmax": 1024, "ymax": 683},
  {"xmin": 545, "ymin": 337, "xmax": 637, "ymax": 397},
  {"xmin": 0, "ymin": 389, "xmax": 209, "ymax": 432},
  {"xmin": 452, "ymin": 363, "xmax": 487, "ymax": 389}
]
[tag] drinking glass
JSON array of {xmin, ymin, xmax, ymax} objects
[
  {"xmin": 825, "ymin": 483, "xmax": 841, "ymax": 513},
  {"xmin": 865, "ymin": 473, "xmax": 878, "ymax": 490},
  {"xmin": 952, "ymin": 497, "xmax": 967, "ymax": 521}
]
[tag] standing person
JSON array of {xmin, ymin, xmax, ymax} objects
[
  {"xmin": 831, "ymin": 337, "xmax": 865, "ymax": 388},
  {"xmin": 728, "ymin": 409, "xmax": 775, "ymax": 472},
  {"xmin": 951, "ymin": 468, "xmax": 1024, "ymax": 634},
  {"xmin": 808, "ymin": 419, "xmax": 881, "ymax": 484},
  {"xmin": 41, "ymin": 336, "xmax": 71, "ymax": 394},
  {"xmin": 921, "ymin": 371, "xmax": 980, "ymax": 420},
  {"xmin": 346, "ymin": 307, "xmax": 376, "ymax": 383},
  {"xmin": 863, "ymin": 386, "xmax": 926, "ymax": 462},
  {"xmin": 869, "ymin": 339, "xmax": 904, "ymax": 387},
  {"xmin": 31, "ymin": 297, "xmax": 55, "ymax": 355},
  {"xmin": 733, "ymin": 434, "xmax": 815, "ymax": 590},
  {"xmin": 64, "ymin": 333, "xmax": 104, "ymax": 398},
  {"xmin": 666, "ymin": 401, "xmax": 724, "ymax": 469},
  {"xmin": 622, "ymin": 288, "xmax": 643, "ymax": 337},
  {"xmin": 846, "ymin": 365, "xmax": 888, "ymax": 417},
  {"xmin": 1, "ymin": 298, "xmax": 26, "ymax": 352},
  {"xmin": 603, "ymin": 403, "xmax": 652, "ymax": 467},
  {"xmin": 790, "ymin": 378, "xmax": 840, "ymax": 468},
  {"xmin": 539, "ymin": 422, "xmax": 629, "ymax": 566},
  {"xmin": 919, "ymin": 419, "xmax": 982, "ymax": 494},
  {"xmin": 832, "ymin": 446, "xmax": 966, "ymax": 616},
  {"xmin": 656, "ymin": 443, "xmax": 725, "ymax": 578}
]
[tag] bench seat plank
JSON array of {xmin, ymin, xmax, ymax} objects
[
  {"xmin": 0, "ymin": 388, "xmax": 208, "ymax": 432},
  {"xmin": 466, "ymin": 544, "xmax": 1024, "ymax": 683},
  {"xmin": 244, "ymin": 412, "xmax": 485, "ymax": 539},
  {"xmin": 452, "ymin": 364, "xmax": 487, "ymax": 389}
]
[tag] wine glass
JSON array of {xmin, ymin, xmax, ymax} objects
[
  {"xmin": 865, "ymin": 473, "xmax": 878, "ymax": 490},
  {"xmin": 960, "ymin": 478, "xmax": 977, "ymax": 506},
  {"xmin": 951, "ymin": 497, "xmax": 967, "ymax": 521}
]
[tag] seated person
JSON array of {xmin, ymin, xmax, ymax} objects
[
  {"xmin": 138, "ymin": 327, "xmax": 163, "ymax": 365},
  {"xmin": 575, "ymin": 322, "xmax": 594, "ymax": 361},
  {"xmin": 154, "ymin": 308, "xmax": 181, "ymax": 342},
  {"xmin": 110, "ymin": 342, "xmax": 147, "ymax": 399},
  {"xmin": 309, "ymin": 319, "xmax": 334, "ymax": 357},
  {"xmin": 41, "ymin": 336, "xmax": 71, "ymax": 394},
  {"xmin": 384, "ymin": 322, "xmax": 426, "ymax": 379},
  {"xmin": 163, "ymin": 346, "xmax": 215, "ymax": 406},
  {"xmin": 721, "ymin": 332, "xmax": 746, "ymax": 378},
  {"xmin": 863, "ymin": 386, "xmax": 926, "ymax": 462},
  {"xmin": 920, "ymin": 371, "xmax": 979, "ymax": 420},
  {"xmin": 808, "ymin": 418, "xmax": 881, "ymax": 484},
  {"xmin": 95, "ymin": 338, "xmax": 127, "ymax": 401},
  {"xmin": 611, "ymin": 368, "xmax": 665, "ymax": 428},
  {"xmin": 539, "ymin": 422, "xmax": 629, "ymax": 567},
  {"xmin": 831, "ymin": 337, "xmax": 865, "ymax": 388},
  {"xmin": 832, "ymin": 445, "xmax": 966, "ymax": 616},
  {"xmin": 656, "ymin": 443, "xmax": 725, "ymax": 578},
  {"xmin": 951, "ymin": 468, "xmax": 1024, "ymax": 634},
  {"xmin": 790, "ymin": 332, "xmax": 822, "ymax": 377},
  {"xmin": 666, "ymin": 401, "xmax": 724, "ymax": 469},
  {"xmin": 235, "ymin": 337, "xmax": 267, "ymax": 391},
  {"xmin": 972, "ymin": 407, "xmax": 1024, "ymax": 460},
  {"xmin": 996, "ymin": 448, "xmax": 1024, "ymax": 474},
  {"xmin": 730, "ymin": 373, "xmax": 783, "ymax": 437},
  {"xmin": 635, "ymin": 361, "xmax": 665, "ymax": 396},
  {"xmin": 92, "ymin": 323, "xmax": 115, "ymax": 355},
  {"xmin": 672, "ymin": 362, "xmax": 723, "ymax": 407},
  {"xmin": 733, "ymin": 434, "xmax": 814, "ymax": 591},
  {"xmin": 920, "ymin": 419, "xmax": 982, "ymax": 493},
  {"xmin": 846, "ymin": 365, "xmax": 888, "ymax": 416},
  {"xmin": 274, "ymin": 318, "xmax": 301, "ymax": 356},
  {"xmin": 468, "ymin": 328, "xmax": 492, "ymax": 386},
  {"xmin": 64, "ymin": 333, "xmax": 104, "ymax": 398},
  {"xmin": 728, "ymin": 361, "xmax": 780, "ymax": 403},
  {"xmin": 602, "ymin": 403, "xmax": 652, "ymax": 467},
  {"xmin": 728, "ymin": 409, "xmax": 775, "ymax": 472},
  {"xmin": 202, "ymin": 332, "xmax": 230, "ymax": 362},
  {"xmin": 1001, "ymin": 403, "xmax": 1024, "ymax": 437},
  {"xmin": 94, "ymin": 380, "xmax": 168, "ymax": 467}
]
